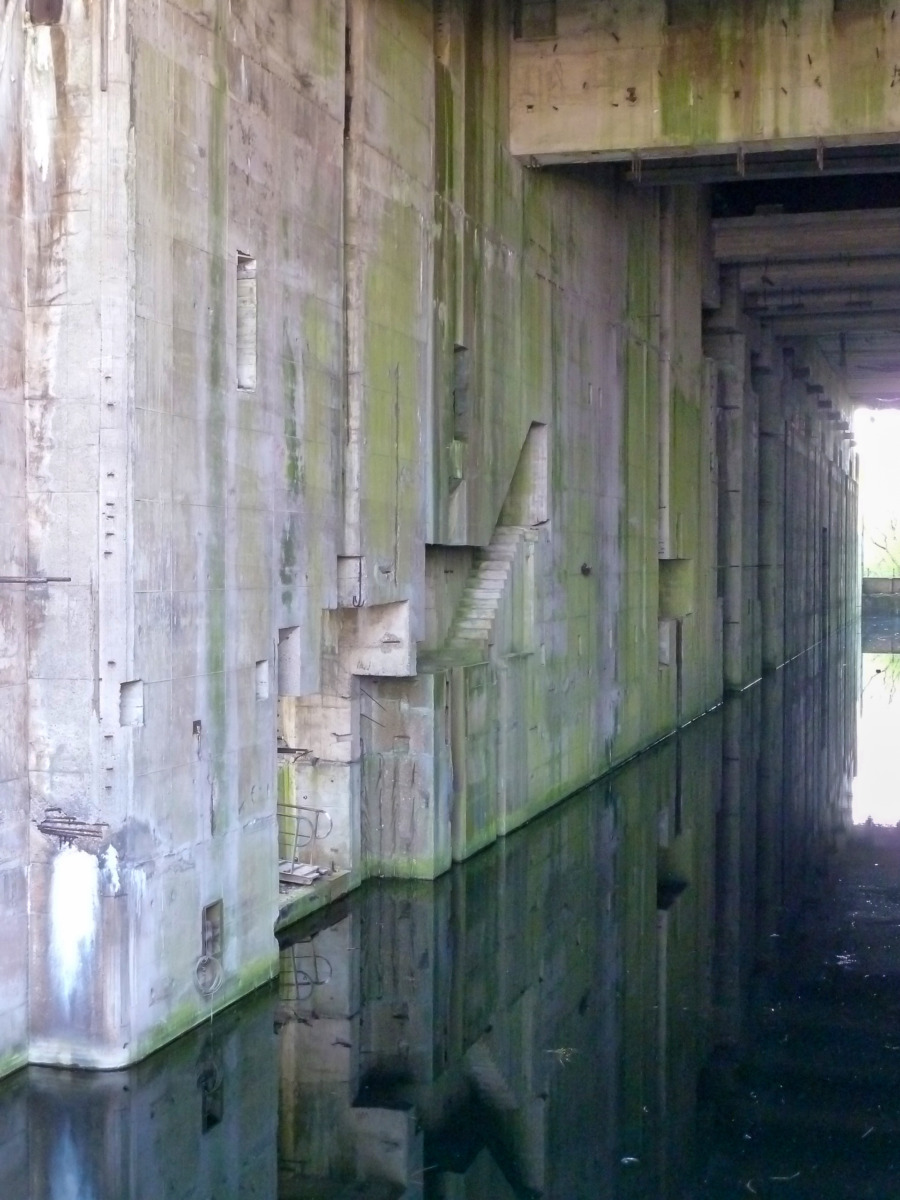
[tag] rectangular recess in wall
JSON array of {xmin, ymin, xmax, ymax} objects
[
  {"xmin": 236, "ymin": 254, "xmax": 257, "ymax": 391},
  {"xmin": 278, "ymin": 626, "xmax": 302, "ymax": 696},
  {"xmin": 452, "ymin": 345, "xmax": 471, "ymax": 441},
  {"xmin": 202, "ymin": 900, "xmax": 224, "ymax": 958},
  {"xmin": 666, "ymin": 0, "xmax": 714, "ymax": 26},
  {"xmin": 28, "ymin": 0, "xmax": 63, "ymax": 24},
  {"xmin": 833, "ymin": 0, "xmax": 880, "ymax": 13},
  {"xmin": 119, "ymin": 680, "xmax": 144, "ymax": 727},
  {"xmin": 514, "ymin": 0, "xmax": 556, "ymax": 38},
  {"xmin": 255, "ymin": 659, "xmax": 270, "ymax": 701},
  {"xmin": 659, "ymin": 558, "xmax": 695, "ymax": 620},
  {"xmin": 201, "ymin": 1078, "xmax": 224, "ymax": 1133}
]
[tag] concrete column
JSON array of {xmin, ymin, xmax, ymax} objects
[
  {"xmin": 705, "ymin": 331, "xmax": 747, "ymax": 691},
  {"xmin": 756, "ymin": 361, "xmax": 786, "ymax": 670},
  {"xmin": 658, "ymin": 188, "xmax": 675, "ymax": 559},
  {"xmin": 782, "ymin": 369, "xmax": 806, "ymax": 660}
]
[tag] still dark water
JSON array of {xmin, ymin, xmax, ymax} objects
[{"xmin": 8, "ymin": 624, "xmax": 900, "ymax": 1199}]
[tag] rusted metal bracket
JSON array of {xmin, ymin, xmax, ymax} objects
[
  {"xmin": 38, "ymin": 808, "xmax": 109, "ymax": 844},
  {"xmin": 0, "ymin": 576, "xmax": 71, "ymax": 584}
]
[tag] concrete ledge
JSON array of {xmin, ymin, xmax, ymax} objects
[
  {"xmin": 863, "ymin": 578, "xmax": 900, "ymax": 596},
  {"xmin": 276, "ymin": 869, "xmax": 355, "ymax": 934}
]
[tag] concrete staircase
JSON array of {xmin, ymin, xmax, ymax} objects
[{"xmin": 446, "ymin": 526, "xmax": 526, "ymax": 652}]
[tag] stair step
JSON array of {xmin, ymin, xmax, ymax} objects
[{"xmin": 442, "ymin": 526, "xmax": 524, "ymax": 653}]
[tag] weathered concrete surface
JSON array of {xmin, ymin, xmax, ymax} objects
[
  {"xmin": 0, "ymin": 987, "xmax": 276, "ymax": 1200},
  {"xmin": 0, "ymin": 628, "xmax": 854, "ymax": 1195},
  {"xmin": 0, "ymin": 0, "xmax": 860, "ymax": 1077},
  {"xmin": 511, "ymin": 0, "xmax": 900, "ymax": 163},
  {"xmin": 276, "ymin": 625, "xmax": 856, "ymax": 1198},
  {"xmin": 0, "ymin": 1, "xmax": 29, "ymax": 1081}
]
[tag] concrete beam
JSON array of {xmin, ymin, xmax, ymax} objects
[
  {"xmin": 622, "ymin": 145, "xmax": 900, "ymax": 186},
  {"xmin": 738, "ymin": 259, "xmax": 900, "ymax": 293},
  {"xmin": 714, "ymin": 209, "xmax": 900, "ymax": 265},
  {"xmin": 746, "ymin": 287, "xmax": 900, "ymax": 317},
  {"xmin": 766, "ymin": 314, "xmax": 900, "ymax": 337}
]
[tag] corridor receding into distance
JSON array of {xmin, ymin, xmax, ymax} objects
[{"xmin": 8, "ymin": 1, "xmax": 900, "ymax": 1197}]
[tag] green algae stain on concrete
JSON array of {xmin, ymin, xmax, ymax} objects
[
  {"xmin": 830, "ymin": 12, "xmax": 888, "ymax": 134},
  {"xmin": 205, "ymin": 1, "xmax": 229, "ymax": 770},
  {"xmin": 280, "ymin": 520, "xmax": 298, "ymax": 610},
  {"xmin": 659, "ymin": 19, "xmax": 725, "ymax": 146},
  {"xmin": 282, "ymin": 327, "xmax": 301, "ymax": 497}
]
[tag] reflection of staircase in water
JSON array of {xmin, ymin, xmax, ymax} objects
[{"xmin": 445, "ymin": 525, "xmax": 528, "ymax": 653}]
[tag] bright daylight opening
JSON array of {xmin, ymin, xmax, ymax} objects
[{"xmin": 853, "ymin": 407, "xmax": 900, "ymax": 826}]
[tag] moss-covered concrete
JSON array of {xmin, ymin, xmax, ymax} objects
[
  {"xmin": 512, "ymin": 0, "xmax": 900, "ymax": 161},
  {"xmin": 1, "ymin": 0, "xmax": 860, "ymax": 1080}
]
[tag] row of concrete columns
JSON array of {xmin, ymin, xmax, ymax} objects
[{"xmin": 705, "ymin": 279, "xmax": 858, "ymax": 693}]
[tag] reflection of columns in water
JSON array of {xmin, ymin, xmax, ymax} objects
[
  {"xmin": 714, "ymin": 697, "xmax": 749, "ymax": 1047},
  {"xmin": 272, "ymin": 664, "xmax": 867, "ymax": 1197},
  {"xmin": 756, "ymin": 670, "xmax": 785, "ymax": 970},
  {"xmin": 706, "ymin": 322, "xmax": 748, "ymax": 692}
]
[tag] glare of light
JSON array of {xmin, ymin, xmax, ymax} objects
[
  {"xmin": 853, "ymin": 409, "xmax": 900, "ymax": 825},
  {"xmin": 853, "ymin": 654, "xmax": 900, "ymax": 825},
  {"xmin": 854, "ymin": 407, "xmax": 900, "ymax": 577}
]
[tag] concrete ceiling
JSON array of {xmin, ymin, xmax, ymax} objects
[{"xmin": 713, "ymin": 207, "xmax": 900, "ymax": 406}]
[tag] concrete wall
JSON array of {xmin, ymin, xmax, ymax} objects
[
  {"xmin": 0, "ymin": 990, "xmax": 275, "ymax": 1200},
  {"xmin": 355, "ymin": 2, "xmax": 725, "ymax": 880},
  {"xmin": 0, "ymin": 0, "xmax": 859, "ymax": 1076},
  {"xmin": 0, "ymin": 1, "xmax": 29, "ymax": 1079},
  {"xmin": 705, "ymin": 297, "xmax": 858, "ymax": 689},
  {"xmin": 511, "ymin": 0, "xmax": 900, "ymax": 162},
  {"xmin": 276, "ymin": 624, "xmax": 856, "ymax": 1198}
]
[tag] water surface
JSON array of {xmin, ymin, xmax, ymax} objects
[{"xmin": 5, "ymin": 629, "xmax": 890, "ymax": 1198}]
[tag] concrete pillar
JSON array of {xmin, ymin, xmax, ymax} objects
[
  {"xmin": 742, "ymin": 377, "xmax": 761, "ymax": 685},
  {"xmin": 782, "ymin": 368, "xmax": 805, "ymax": 660},
  {"xmin": 756, "ymin": 361, "xmax": 786, "ymax": 671},
  {"xmin": 658, "ymin": 188, "xmax": 675, "ymax": 560},
  {"xmin": 705, "ymin": 330, "xmax": 747, "ymax": 691},
  {"xmin": 359, "ymin": 673, "xmax": 453, "ymax": 880}
]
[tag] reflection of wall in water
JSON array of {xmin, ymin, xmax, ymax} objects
[
  {"xmin": 0, "ymin": 990, "xmax": 276, "ymax": 1200},
  {"xmin": 715, "ymin": 631, "xmax": 856, "ymax": 1058},
  {"xmin": 278, "ymin": 710, "xmax": 730, "ymax": 1198}
]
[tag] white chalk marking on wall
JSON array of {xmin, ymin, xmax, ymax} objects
[{"xmin": 50, "ymin": 846, "xmax": 100, "ymax": 1016}]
